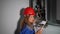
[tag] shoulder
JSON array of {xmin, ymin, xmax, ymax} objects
[{"xmin": 20, "ymin": 26, "xmax": 32, "ymax": 34}]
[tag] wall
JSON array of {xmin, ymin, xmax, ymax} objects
[
  {"xmin": 56, "ymin": 0, "xmax": 60, "ymax": 20},
  {"xmin": 47, "ymin": 0, "xmax": 56, "ymax": 23},
  {"xmin": 0, "ymin": 0, "xmax": 29, "ymax": 34}
]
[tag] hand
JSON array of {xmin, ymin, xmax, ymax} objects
[{"xmin": 35, "ymin": 28, "xmax": 43, "ymax": 34}]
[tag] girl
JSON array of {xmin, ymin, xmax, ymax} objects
[{"xmin": 20, "ymin": 7, "xmax": 43, "ymax": 34}]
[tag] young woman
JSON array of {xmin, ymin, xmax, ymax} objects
[{"xmin": 19, "ymin": 7, "xmax": 43, "ymax": 34}]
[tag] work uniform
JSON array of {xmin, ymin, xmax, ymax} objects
[{"xmin": 20, "ymin": 25, "xmax": 35, "ymax": 34}]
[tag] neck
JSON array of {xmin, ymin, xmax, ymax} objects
[{"xmin": 27, "ymin": 23, "xmax": 34, "ymax": 29}]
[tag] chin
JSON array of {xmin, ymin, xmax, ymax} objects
[{"xmin": 31, "ymin": 22, "xmax": 33, "ymax": 24}]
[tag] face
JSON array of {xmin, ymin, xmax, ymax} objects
[{"xmin": 28, "ymin": 15, "xmax": 35, "ymax": 24}]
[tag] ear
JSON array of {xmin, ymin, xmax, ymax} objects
[
  {"xmin": 24, "ymin": 15, "xmax": 30, "ymax": 18},
  {"xmin": 24, "ymin": 15, "xmax": 26, "ymax": 17}
]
